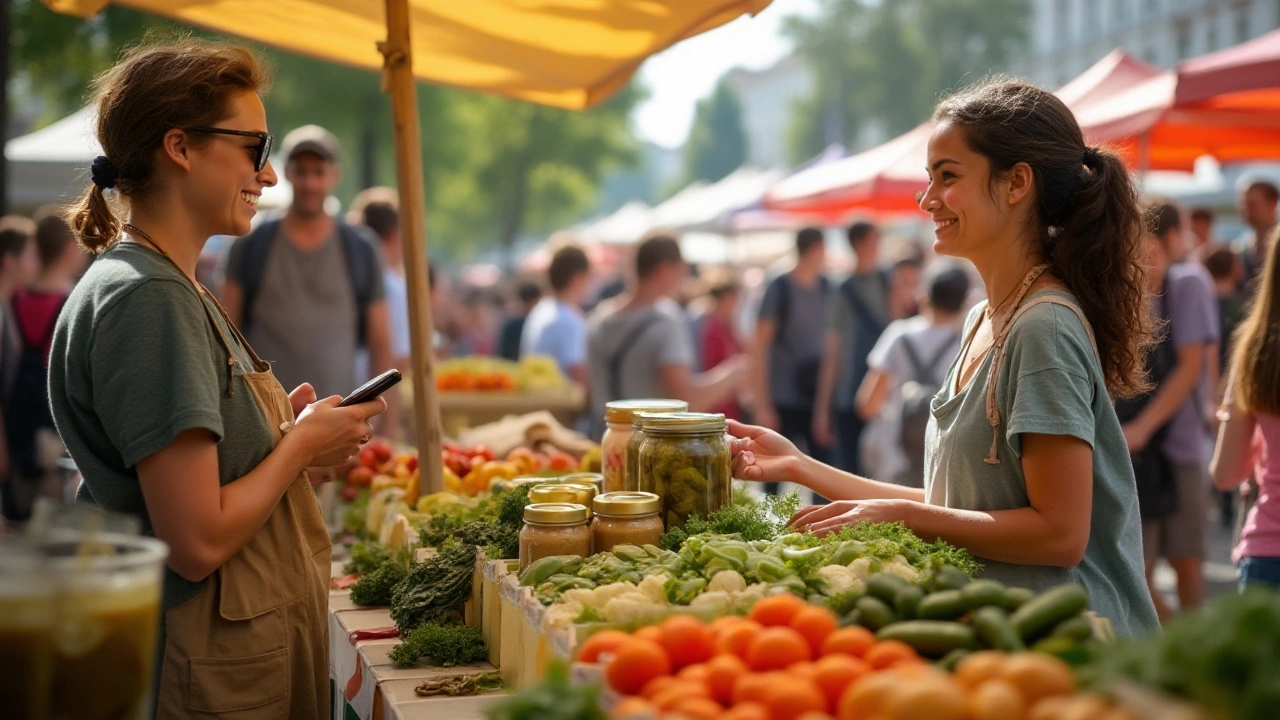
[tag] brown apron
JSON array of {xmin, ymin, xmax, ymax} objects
[{"xmin": 154, "ymin": 288, "xmax": 331, "ymax": 719}]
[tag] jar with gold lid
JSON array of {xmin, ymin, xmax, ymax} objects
[
  {"xmin": 527, "ymin": 482, "xmax": 597, "ymax": 508},
  {"xmin": 601, "ymin": 399, "xmax": 689, "ymax": 493},
  {"xmin": 554, "ymin": 472, "xmax": 603, "ymax": 494},
  {"xmin": 519, "ymin": 503, "xmax": 591, "ymax": 570},
  {"xmin": 637, "ymin": 413, "xmax": 731, "ymax": 529},
  {"xmin": 491, "ymin": 475, "xmax": 553, "ymax": 494},
  {"xmin": 591, "ymin": 492, "xmax": 663, "ymax": 553}
]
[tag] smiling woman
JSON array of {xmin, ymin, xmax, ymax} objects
[
  {"xmin": 48, "ymin": 39, "xmax": 387, "ymax": 718},
  {"xmin": 729, "ymin": 78, "xmax": 1161, "ymax": 640}
]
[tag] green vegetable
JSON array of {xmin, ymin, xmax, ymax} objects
[
  {"xmin": 825, "ymin": 590, "xmax": 863, "ymax": 617},
  {"xmin": 1002, "ymin": 587, "xmax": 1035, "ymax": 611},
  {"xmin": 961, "ymin": 580, "xmax": 1007, "ymax": 610},
  {"xmin": 866, "ymin": 573, "xmax": 911, "ymax": 604},
  {"xmin": 971, "ymin": 606, "xmax": 1025, "ymax": 652},
  {"xmin": 938, "ymin": 648, "xmax": 971, "ymax": 672},
  {"xmin": 486, "ymin": 660, "xmax": 606, "ymax": 720},
  {"xmin": 854, "ymin": 596, "xmax": 897, "ymax": 631},
  {"xmin": 830, "ymin": 539, "xmax": 869, "ymax": 566},
  {"xmin": 390, "ymin": 543, "xmax": 478, "ymax": 633},
  {"xmin": 877, "ymin": 621, "xmax": 978, "ymax": 657},
  {"xmin": 519, "ymin": 556, "xmax": 579, "ymax": 586},
  {"xmin": 927, "ymin": 565, "xmax": 973, "ymax": 592},
  {"xmin": 390, "ymin": 621, "xmax": 487, "ymax": 668},
  {"xmin": 894, "ymin": 585, "xmax": 925, "ymax": 620},
  {"xmin": 344, "ymin": 541, "xmax": 395, "ymax": 576},
  {"xmin": 1010, "ymin": 584, "xmax": 1089, "ymax": 642},
  {"xmin": 1051, "ymin": 614, "xmax": 1093, "ymax": 642},
  {"xmin": 350, "ymin": 560, "xmax": 409, "ymax": 607},
  {"xmin": 414, "ymin": 671, "xmax": 503, "ymax": 697},
  {"xmin": 641, "ymin": 434, "xmax": 732, "ymax": 529},
  {"xmin": 659, "ymin": 490, "xmax": 803, "ymax": 551},
  {"xmin": 664, "ymin": 577, "xmax": 708, "ymax": 604},
  {"xmin": 916, "ymin": 590, "xmax": 968, "ymax": 621}
]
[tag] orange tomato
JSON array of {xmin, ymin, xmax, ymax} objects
[
  {"xmin": 706, "ymin": 654, "xmax": 749, "ymax": 706},
  {"xmin": 763, "ymin": 676, "xmax": 827, "ymax": 720},
  {"xmin": 787, "ymin": 661, "xmax": 817, "ymax": 682},
  {"xmin": 790, "ymin": 606, "xmax": 838, "ymax": 657},
  {"xmin": 610, "ymin": 696, "xmax": 656, "ymax": 718},
  {"xmin": 882, "ymin": 676, "xmax": 968, "ymax": 720},
  {"xmin": 747, "ymin": 626, "xmax": 812, "ymax": 672},
  {"xmin": 999, "ymin": 653, "xmax": 1076, "ymax": 705},
  {"xmin": 819, "ymin": 626, "xmax": 875, "ymax": 659},
  {"xmin": 605, "ymin": 638, "xmax": 672, "ymax": 696},
  {"xmin": 733, "ymin": 672, "xmax": 781, "ymax": 707},
  {"xmin": 954, "ymin": 651, "xmax": 1008, "ymax": 690},
  {"xmin": 863, "ymin": 640, "xmax": 919, "ymax": 670},
  {"xmin": 576, "ymin": 630, "xmax": 632, "ymax": 664},
  {"xmin": 811, "ymin": 655, "xmax": 870, "ymax": 713},
  {"xmin": 635, "ymin": 626, "xmax": 662, "ymax": 643},
  {"xmin": 795, "ymin": 714, "xmax": 835, "ymax": 720},
  {"xmin": 722, "ymin": 702, "xmax": 770, "ymax": 720},
  {"xmin": 749, "ymin": 592, "xmax": 807, "ymax": 627},
  {"xmin": 967, "ymin": 678, "xmax": 1027, "ymax": 720},
  {"xmin": 639, "ymin": 675, "xmax": 679, "ymax": 700},
  {"xmin": 710, "ymin": 614, "xmax": 747, "ymax": 637},
  {"xmin": 716, "ymin": 619, "xmax": 763, "ymax": 660},
  {"xmin": 678, "ymin": 663, "xmax": 711, "ymax": 685},
  {"xmin": 650, "ymin": 680, "xmax": 711, "ymax": 712},
  {"xmin": 668, "ymin": 696, "xmax": 724, "ymax": 720},
  {"xmin": 836, "ymin": 671, "xmax": 899, "ymax": 720},
  {"xmin": 657, "ymin": 614, "xmax": 716, "ymax": 669}
]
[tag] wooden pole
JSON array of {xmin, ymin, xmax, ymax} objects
[{"xmin": 380, "ymin": 0, "xmax": 443, "ymax": 494}]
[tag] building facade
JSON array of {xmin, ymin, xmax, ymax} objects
[
  {"xmin": 723, "ymin": 55, "xmax": 814, "ymax": 169},
  {"xmin": 1013, "ymin": 0, "xmax": 1280, "ymax": 90}
]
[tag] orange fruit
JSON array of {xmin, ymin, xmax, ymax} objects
[
  {"xmin": 723, "ymin": 701, "xmax": 770, "ymax": 720},
  {"xmin": 657, "ymin": 614, "xmax": 716, "ymax": 669},
  {"xmin": 733, "ymin": 672, "xmax": 781, "ymax": 706},
  {"xmin": 639, "ymin": 675, "xmax": 678, "ymax": 700},
  {"xmin": 820, "ymin": 627, "xmax": 876, "ymax": 658},
  {"xmin": 650, "ymin": 680, "xmax": 711, "ymax": 712},
  {"xmin": 749, "ymin": 592, "xmax": 806, "ymax": 627},
  {"xmin": 788, "ymin": 661, "xmax": 817, "ymax": 682},
  {"xmin": 763, "ymin": 676, "xmax": 827, "ymax": 720},
  {"xmin": 811, "ymin": 655, "xmax": 870, "ymax": 713},
  {"xmin": 863, "ymin": 640, "xmax": 919, "ymax": 670},
  {"xmin": 576, "ymin": 629, "xmax": 632, "ymax": 664},
  {"xmin": 706, "ymin": 653, "xmax": 749, "ymax": 706},
  {"xmin": 711, "ymin": 614, "xmax": 747, "ymax": 636},
  {"xmin": 610, "ymin": 696, "xmax": 656, "ymax": 718},
  {"xmin": 883, "ymin": 676, "xmax": 967, "ymax": 720},
  {"xmin": 717, "ymin": 619, "xmax": 764, "ymax": 659},
  {"xmin": 605, "ymin": 637, "xmax": 672, "ymax": 696},
  {"xmin": 999, "ymin": 652, "xmax": 1076, "ymax": 705},
  {"xmin": 790, "ymin": 606, "xmax": 838, "ymax": 656},
  {"xmin": 954, "ymin": 650, "xmax": 1008, "ymax": 690},
  {"xmin": 678, "ymin": 662, "xmax": 711, "ymax": 685},
  {"xmin": 669, "ymin": 696, "xmax": 724, "ymax": 720},
  {"xmin": 795, "ymin": 714, "xmax": 835, "ymax": 720},
  {"xmin": 747, "ymin": 626, "xmax": 812, "ymax": 672},
  {"xmin": 967, "ymin": 678, "xmax": 1027, "ymax": 720},
  {"xmin": 836, "ymin": 670, "xmax": 899, "ymax": 720},
  {"xmin": 635, "ymin": 626, "xmax": 662, "ymax": 643}
]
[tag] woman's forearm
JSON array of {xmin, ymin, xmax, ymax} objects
[
  {"xmin": 903, "ymin": 502, "xmax": 1087, "ymax": 567},
  {"xmin": 798, "ymin": 455, "xmax": 925, "ymax": 503}
]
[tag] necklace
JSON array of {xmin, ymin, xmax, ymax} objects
[
  {"xmin": 960, "ymin": 264, "xmax": 1052, "ymax": 380},
  {"xmin": 124, "ymin": 223, "xmax": 236, "ymax": 325}
]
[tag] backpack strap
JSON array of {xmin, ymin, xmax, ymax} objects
[
  {"xmin": 235, "ymin": 219, "xmax": 281, "ymax": 338},
  {"xmin": 923, "ymin": 331, "xmax": 960, "ymax": 383},
  {"xmin": 773, "ymin": 274, "xmax": 791, "ymax": 343},
  {"xmin": 607, "ymin": 312, "xmax": 665, "ymax": 401},
  {"xmin": 338, "ymin": 223, "xmax": 379, "ymax": 347},
  {"xmin": 900, "ymin": 334, "xmax": 926, "ymax": 383}
]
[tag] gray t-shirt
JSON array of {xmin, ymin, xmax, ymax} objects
[
  {"xmin": 227, "ymin": 224, "xmax": 385, "ymax": 398},
  {"xmin": 758, "ymin": 273, "xmax": 831, "ymax": 408},
  {"xmin": 1160, "ymin": 262, "xmax": 1219, "ymax": 465},
  {"xmin": 827, "ymin": 272, "xmax": 890, "ymax": 410},
  {"xmin": 586, "ymin": 301, "xmax": 694, "ymax": 426},
  {"xmin": 48, "ymin": 243, "xmax": 276, "ymax": 613},
  {"xmin": 924, "ymin": 290, "xmax": 1159, "ymax": 638}
]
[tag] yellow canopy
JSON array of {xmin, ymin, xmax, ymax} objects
[{"xmin": 43, "ymin": 0, "xmax": 772, "ymax": 110}]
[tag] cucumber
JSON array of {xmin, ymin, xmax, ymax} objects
[
  {"xmin": 916, "ymin": 589, "xmax": 968, "ymax": 620},
  {"xmin": 866, "ymin": 572, "xmax": 911, "ymax": 604},
  {"xmin": 961, "ymin": 580, "xmax": 1007, "ymax": 610},
  {"xmin": 971, "ymin": 606, "xmax": 1025, "ymax": 652},
  {"xmin": 895, "ymin": 585, "xmax": 925, "ymax": 620},
  {"xmin": 854, "ymin": 596, "xmax": 898, "ymax": 631},
  {"xmin": 937, "ymin": 648, "xmax": 971, "ymax": 672},
  {"xmin": 1010, "ymin": 584, "xmax": 1090, "ymax": 642},
  {"xmin": 839, "ymin": 608, "xmax": 863, "ymax": 628},
  {"xmin": 1051, "ymin": 614, "xmax": 1094, "ymax": 642},
  {"xmin": 1002, "ymin": 587, "xmax": 1036, "ymax": 611},
  {"xmin": 876, "ymin": 620, "xmax": 978, "ymax": 657},
  {"xmin": 929, "ymin": 565, "xmax": 972, "ymax": 592}
]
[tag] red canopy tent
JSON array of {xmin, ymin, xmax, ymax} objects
[{"xmin": 1175, "ymin": 28, "xmax": 1280, "ymax": 105}]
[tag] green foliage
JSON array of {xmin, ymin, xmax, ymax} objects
[
  {"xmin": 390, "ymin": 544, "xmax": 478, "ymax": 633},
  {"xmin": 389, "ymin": 621, "xmax": 487, "ymax": 668},
  {"xmin": 486, "ymin": 660, "xmax": 606, "ymax": 720},
  {"xmin": 660, "ymin": 490, "xmax": 803, "ymax": 551},
  {"xmin": 349, "ymin": 560, "xmax": 409, "ymax": 607},
  {"xmin": 682, "ymin": 78, "xmax": 747, "ymax": 184},
  {"xmin": 798, "ymin": 521, "xmax": 981, "ymax": 578},
  {"xmin": 344, "ymin": 541, "xmax": 394, "ymax": 576}
]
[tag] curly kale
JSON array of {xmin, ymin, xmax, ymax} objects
[
  {"xmin": 660, "ymin": 489, "xmax": 803, "ymax": 551},
  {"xmin": 494, "ymin": 484, "xmax": 532, "ymax": 528},
  {"xmin": 390, "ymin": 543, "xmax": 478, "ymax": 633},
  {"xmin": 350, "ymin": 559, "xmax": 409, "ymax": 607},
  {"xmin": 344, "ymin": 541, "xmax": 394, "ymax": 576},
  {"xmin": 389, "ymin": 621, "xmax": 487, "ymax": 668}
]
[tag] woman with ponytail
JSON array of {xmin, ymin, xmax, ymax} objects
[
  {"xmin": 730, "ymin": 78, "xmax": 1159, "ymax": 637},
  {"xmin": 49, "ymin": 40, "xmax": 385, "ymax": 717}
]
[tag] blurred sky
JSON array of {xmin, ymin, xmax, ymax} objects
[{"xmin": 633, "ymin": 0, "xmax": 815, "ymax": 149}]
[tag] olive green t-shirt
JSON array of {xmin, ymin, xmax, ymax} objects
[
  {"xmin": 48, "ymin": 242, "xmax": 275, "ymax": 612},
  {"xmin": 924, "ymin": 290, "xmax": 1160, "ymax": 638}
]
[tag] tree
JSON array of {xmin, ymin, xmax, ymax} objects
[{"xmin": 682, "ymin": 78, "xmax": 746, "ymax": 184}]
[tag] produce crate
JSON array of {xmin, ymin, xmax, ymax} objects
[
  {"xmin": 350, "ymin": 639, "xmax": 503, "ymax": 720},
  {"xmin": 482, "ymin": 558, "xmax": 518, "ymax": 668},
  {"xmin": 498, "ymin": 575, "xmax": 527, "ymax": 688}
]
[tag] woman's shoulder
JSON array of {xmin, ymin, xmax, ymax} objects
[
  {"xmin": 1005, "ymin": 290, "xmax": 1098, "ymax": 375},
  {"xmin": 64, "ymin": 245, "xmax": 203, "ymax": 324}
]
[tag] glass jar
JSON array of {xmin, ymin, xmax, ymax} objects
[
  {"xmin": 519, "ymin": 503, "xmax": 592, "ymax": 570},
  {"xmin": 638, "ymin": 413, "xmax": 732, "ymax": 529},
  {"xmin": 591, "ymin": 492, "xmax": 664, "ymax": 553},
  {"xmin": 625, "ymin": 415, "xmax": 649, "ymax": 493},
  {"xmin": 527, "ymin": 482, "xmax": 597, "ymax": 507},
  {"xmin": 601, "ymin": 399, "xmax": 689, "ymax": 493},
  {"xmin": 491, "ymin": 475, "xmax": 553, "ymax": 494},
  {"xmin": 557, "ymin": 472, "xmax": 604, "ymax": 494}
]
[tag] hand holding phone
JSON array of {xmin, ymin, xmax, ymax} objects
[{"xmin": 339, "ymin": 369, "xmax": 402, "ymax": 407}]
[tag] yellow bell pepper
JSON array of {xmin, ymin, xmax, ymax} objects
[{"xmin": 443, "ymin": 466, "xmax": 463, "ymax": 494}]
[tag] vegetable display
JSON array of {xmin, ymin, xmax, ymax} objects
[
  {"xmin": 486, "ymin": 661, "xmax": 606, "ymax": 720},
  {"xmin": 389, "ymin": 543, "xmax": 478, "ymax": 632},
  {"xmin": 389, "ymin": 621, "xmax": 488, "ymax": 668}
]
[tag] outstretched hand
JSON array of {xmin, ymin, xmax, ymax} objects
[
  {"xmin": 787, "ymin": 499, "xmax": 912, "ymax": 537},
  {"xmin": 727, "ymin": 419, "xmax": 805, "ymax": 485}
]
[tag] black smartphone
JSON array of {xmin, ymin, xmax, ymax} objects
[{"xmin": 338, "ymin": 369, "xmax": 402, "ymax": 407}]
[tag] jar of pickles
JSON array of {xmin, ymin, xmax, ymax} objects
[
  {"xmin": 601, "ymin": 399, "xmax": 689, "ymax": 493},
  {"xmin": 625, "ymin": 414, "xmax": 650, "ymax": 493},
  {"xmin": 591, "ymin": 492, "xmax": 663, "ymax": 553},
  {"xmin": 527, "ymin": 482, "xmax": 597, "ymax": 507},
  {"xmin": 519, "ymin": 503, "xmax": 591, "ymax": 570},
  {"xmin": 638, "ymin": 413, "xmax": 732, "ymax": 529}
]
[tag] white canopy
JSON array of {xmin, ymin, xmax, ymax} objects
[
  {"xmin": 650, "ymin": 166, "xmax": 785, "ymax": 233},
  {"xmin": 577, "ymin": 199, "xmax": 656, "ymax": 245}
]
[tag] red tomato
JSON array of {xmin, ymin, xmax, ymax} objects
[
  {"xmin": 370, "ymin": 440, "xmax": 392, "ymax": 462},
  {"xmin": 404, "ymin": 455, "xmax": 419, "ymax": 472},
  {"xmin": 358, "ymin": 446, "xmax": 379, "ymax": 469},
  {"xmin": 341, "ymin": 484, "xmax": 361, "ymax": 502},
  {"xmin": 471, "ymin": 445, "xmax": 496, "ymax": 462}
]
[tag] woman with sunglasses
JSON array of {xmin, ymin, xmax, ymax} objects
[
  {"xmin": 48, "ymin": 40, "xmax": 385, "ymax": 718},
  {"xmin": 730, "ymin": 79, "xmax": 1160, "ymax": 638}
]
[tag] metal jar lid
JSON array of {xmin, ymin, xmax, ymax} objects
[
  {"xmin": 556, "ymin": 472, "xmax": 603, "ymax": 489},
  {"xmin": 492, "ymin": 475, "xmax": 553, "ymax": 493},
  {"xmin": 528, "ymin": 482, "xmax": 597, "ymax": 507},
  {"xmin": 604, "ymin": 399, "xmax": 689, "ymax": 424},
  {"xmin": 641, "ymin": 412, "xmax": 727, "ymax": 436},
  {"xmin": 523, "ymin": 502, "xmax": 590, "ymax": 525},
  {"xmin": 593, "ymin": 491, "xmax": 661, "ymax": 517}
]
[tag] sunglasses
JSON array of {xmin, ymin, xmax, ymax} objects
[{"xmin": 186, "ymin": 126, "xmax": 274, "ymax": 172}]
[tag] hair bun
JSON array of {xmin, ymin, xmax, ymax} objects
[{"xmin": 90, "ymin": 155, "xmax": 119, "ymax": 189}]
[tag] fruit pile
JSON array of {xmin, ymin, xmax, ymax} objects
[
  {"xmin": 579, "ymin": 594, "xmax": 1134, "ymax": 720},
  {"xmin": 435, "ymin": 355, "xmax": 566, "ymax": 392},
  {"xmin": 342, "ymin": 437, "xmax": 421, "ymax": 502},
  {"xmin": 443, "ymin": 442, "xmax": 585, "ymax": 497}
]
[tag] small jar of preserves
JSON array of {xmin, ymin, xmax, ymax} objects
[
  {"xmin": 527, "ymin": 482, "xmax": 597, "ymax": 507},
  {"xmin": 638, "ymin": 413, "xmax": 732, "ymax": 529},
  {"xmin": 591, "ymin": 492, "xmax": 663, "ymax": 553},
  {"xmin": 601, "ymin": 399, "xmax": 688, "ymax": 493},
  {"xmin": 519, "ymin": 503, "xmax": 591, "ymax": 570}
]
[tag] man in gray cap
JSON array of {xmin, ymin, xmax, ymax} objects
[{"xmin": 221, "ymin": 125, "xmax": 394, "ymax": 418}]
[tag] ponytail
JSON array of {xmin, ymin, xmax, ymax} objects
[{"xmin": 69, "ymin": 184, "xmax": 121, "ymax": 255}]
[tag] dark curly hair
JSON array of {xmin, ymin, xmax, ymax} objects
[{"xmin": 933, "ymin": 78, "xmax": 1153, "ymax": 398}]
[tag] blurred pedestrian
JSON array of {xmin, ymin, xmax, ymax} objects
[
  {"xmin": 887, "ymin": 254, "xmax": 924, "ymax": 321},
  {"xmin": 522, "ymin": 245, "xmax": 589, "ymax": 383},
  {"xmin": 1236, "ymin": 180, "xmax": 1278, "ymax": 289},
  {"xmin": 813, "ymin": 221, "xmax": 889, "ymax": 476},
  {"xmin": 0, "ymin": 216, "xmax": 40, "ymax": 522},
  {"xmin": 1212, "ymin": 225, "xmax": 1280, "ymax": 591},
  {"xmin": 221, "ymin": 125, "xmax": 394, "ymax": 403},
  {"xmin": 454, "ymin": 287, "xmax": 501, "ymax": 357},
  {"xmin": 699, "ymin": 277, "xmax": 746, "ymax": 421},
  {"xmin": 348, "ymin": 187, "xmax": 408, "ymax": 438},
  {"xmin": 1189, "ymin": 207, "xmax": 1217, "ymax": 261},
  {"xmin": 500, "ymin": 280, "xmax": 543, "ymax": 362}
]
